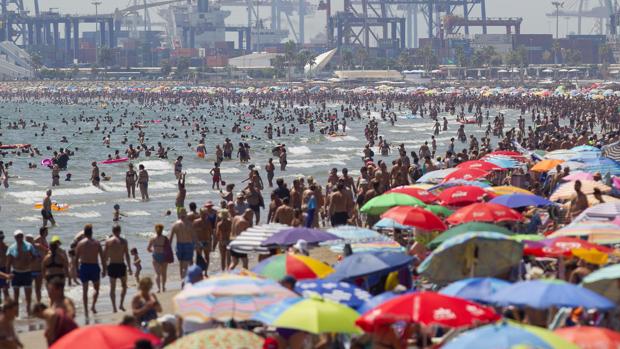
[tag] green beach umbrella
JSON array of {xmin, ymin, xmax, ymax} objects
[
  {"xmin": 510, "ymin": 234, "xmax": 545, "ymax": 243},
  {"xmin": 424, "ymin": 204, "xmax": 453, "ymax": 217},
  {"xmin": 427, "ymin": 222, "xmax": 514, "ymax": 249},
  {"xmin": 360, "ymin": 193, "xmax": 425, "ymax": 215},
  {"xmin": 252, "ymin": 295, "xmax": 362, "ymax": 334},
  {"xmin": 582, "ymin": 264, "xmax": 620, "ymax": 302}
]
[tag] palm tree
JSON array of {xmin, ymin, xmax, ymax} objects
[
  {"xmin": 30, "ymin": 52, "xmax": 42, "ymax": 77},
  {"xmin": 356, "ymin": 47, "xmax": 368, "ymax": 70},
  {"xmin": 599, "ymin": 43, "xmax": 610, "ymax": 78},
  {"xmin": 284, "ymin": 40, "xmax": 296, "ymax": 81},
  {"xmin": 396, "ymin": 51, "xmax": 411, "ymax": 70},
  {"xmin": 270, "ymin": 55, "xmax": 287, "ymax": 78},
  {"xmin": 552, "ymin": 40, "xmax": 561, "ymax": 65}
]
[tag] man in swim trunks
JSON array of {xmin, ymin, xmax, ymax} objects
[
  {"xmin": 193, "ymin": 202, "xmax": 217, "ymax": 276},
  {"xmin": 229, "ymin": 209, "xmax": 253, "ymax": 270},
  {"xmin": 7, "ymin": 230, "xmax": 35, "ymax": 316},
  {"xmin": 41, "ymin": 189, "xmax": 56, "ymax": 228},
  {"xmin": 103, "ymin": 225, "xmax": 132, "ymax": 313},
  {"xmin": 169, "ymin": 208, "xmax": 195, "ymax": 286},
  {"xmin": 90, "ymin": 162, "xmax": 100, "ymax": 188},
  {"xmin": 75, "ymin": 224, "xmax": 105, "ymax": 318},
  {"xmin": 328, "ymin": 182, "xmax": 352, "ymax": 227}
]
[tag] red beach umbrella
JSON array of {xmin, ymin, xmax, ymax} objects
[
  {"xmin": 456, "ymin": 160, "xmax": 506, "ymax": 171},
  {"xmin": 446, "ymin": 202, "xmax": 523, "ymax": 225},
  {"xmin": 381, "ymin": 206, "xmax": 447, "ymax": 231},
  {"xmin": 50, "ymin": 324, "xmax": 161, "ymax": 349},
  {"xmin": 442, "ymin": 168, "xmax": 490, "ymax": 183},
  {"xmin": 524, "ymin": 237, "xmax": 613, "ymax": 258},
  {"xmin": 385, "ymin": 186, "xmax": 438, "ymax": 204},
  {"xmin": 555, "ymin": 326, "xmax": 620, "ymax": 349},
  {"xmin": 438, "ymin": 186, "xmax": 491, "ymax": 206},
  {"xmin": 356, "ymin": 291, "xmax": 500, "ymax": 332}
]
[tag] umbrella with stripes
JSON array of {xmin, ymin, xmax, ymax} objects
[
  {"xmin": 228, "ymin": 223, "xmax": 288, "ymax": 254},
  {"xmin": 603, "ymin": 140, "xmax": 620, "ymax": 162}
]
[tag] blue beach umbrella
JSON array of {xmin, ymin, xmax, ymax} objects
[
  {"xmin": 579, "ymin": 158, "xmax": 620, "ymax": 175},
  {"xmin": 373, "ymin": 217, "xmax": 411, "ymax": 230},
  {"xmin": 489, "ymin": 193, "xmax": 553, "ymax": 208},
  {"xmin": 294, "ymin": 279, "xmax": 372, "ymax": 308},
  {"xmin": 439, "ymin": 277, "xmax": 511, "ymax": 303},
  {"xmin": 582, "ymin": 263, "xmax": 620, "ymax": 302},
  {"xmin": 442, "ymin": 321, "xmax": 580, "ymax": 349},
  {"xmin": 325, "ymin": 251, "xmax": 413, "ymax": 282},
  {"xmin": 484, "ymin": 156, "xmax": 521, "ymax": 169},
  {"xmin": 489, "ymin": 279, "xmax": 615, "ymax": 309},
  {"xmin": 261, "ymin": 227, "xmax": 341, "ymax": 247}
]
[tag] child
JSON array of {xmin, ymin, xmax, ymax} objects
[
  {"xmin": 67, "ymin": 249, "xmax": 80, "ymax": 286},
  {"xmin": 113, "ymin": 204, "xmax": 126, "ymax": 222},
  {"xmin": 101, "ymin": 172, "xmax": 111, "ymax": 181},
  {"xmin": 130, "ymin": 247, "xmax": 142, "ymax": 285},
  {"xmin": 210, "ymin": 162, "xmax": 222, "ymax": 190}
]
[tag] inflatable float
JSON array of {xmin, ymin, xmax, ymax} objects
[
  {"xmin": 328, "ymin": 133, "xmax": 347, "ymax": 137},
  {"xmin": 0, "ymin": 144, "xmax": 31, "ymax": 149},
  {"xmin": 34, "ymin": 202, "xmax": 69, "ymax": 211},
  {"xmin": 460, "ymin": 116, "xmax": 478, "ymax": 124},
  {"xmin": 101, "ymin": 157, "xmax": 129, "ymax": 164},
  {"xmin": 41, "ymin": 158, "xmax": 53, "ymax": 167}
]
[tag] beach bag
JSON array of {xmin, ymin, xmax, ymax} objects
[{"xmin": 163, "ymin": 236, "xmax": 174, "ymax": 264}]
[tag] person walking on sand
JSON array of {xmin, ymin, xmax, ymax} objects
[
  {"xmin": 138, "ymin": 164, "xmax": 149, "ymax": 201},
  {"xmin": 42, "ymin": 189, "xmax": 56, "ymax": 227},
  {"xmin": 169, "ymin": 208, "xmax": 195, "ymax": 286},
  {"xmin": 75, "ymin": 224, "xmax": 105, "ymax": 318},
  {"xmin": 103, "ymin": 225, "xmax": 133, "ymax": 313},
  {"xmin": 0, "ymin": 299, "xmax": 22, "ymax": 349},
  {"xmin": 147, "ymin": 224, "xmax": 169, "ymax": 293},
  {"xmin": 215, "ymin": 209, "xmax": 232, "ymax": 271},
  {"xmin": 193, "ymin": 202, "xmax": 217, "ymax": 276},
  {"xmin": 90, "ymin": 162, "xmax": 100, "ymax": 188},
  {"xmin": 125, "ymin": 163, "xmax": 138, "ymax": 199},
  {"xmin": 229, "ymin": 209, "xmax": 253, "ymax": 270}
]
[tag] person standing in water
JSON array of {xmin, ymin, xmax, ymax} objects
[
  {"xmin": 174, "ymin": 156, "xmax": 183, "ymax": 179},
  {"xmin": 138, "ymin": 164, "xmax": 149, "ymax": 201},
  {"xmin": 51, "ymin": 164, "xmax": 60, "ymax": 187},
  {"xmin": 125, "ymin": 163, "xmax": 138, "ymax": 199},
  {"xmin": 210, "ymin": 163, "xmax": 221, "ymax": 190},
  {"xmin": 265, "ymin": 158, "xmax": 275, "ymax": 187},
  {"xmin": 75, "ymin": 224, "xmax": 104, "ymax": 318},
  {"xmin": 103, "ymin": 225, "xmax": 132, "ymax": 313},
  {"xmin": 90, "ymin": 162, "xmax": 100, "ymax": 188},
  {"xmin": 147, "ymin": 224, "xmax": 169, "ymax": 293},
  {"xmin": 42, "ymin": 189, "xmax": 56, "ymax": 228}
]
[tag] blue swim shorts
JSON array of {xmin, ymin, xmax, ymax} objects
[
  {"xmin": 79, "ymin": 263, "xmax": 101, "ymax": 283},
  {"xmin": 176, "ymin": 242, "xmax": 195, "ymax": 262},
  {"xmin": 152, "ymin": 252, "xmax": 166, "ymax": 264}
]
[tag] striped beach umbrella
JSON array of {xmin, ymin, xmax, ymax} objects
[
  {"xmin": 603, "ymin": 140, "xmax": 620, "ymax": 162},
  {"xmin": 227, "ymin": 223, "xmax": 288, "ymax": 255},
  {"xmin": 173, "ymin": 274, "xmax": 298, "ymax": 322},
  {"xmin": 547, "ymin": 221, "xmax": 620, "ymax": 244},
  {"xmin": 166, "ymin": 329, "xmax": 263, "ymax": 349},
  {"xmin": 549, "ymin": 180, "xmax": 611, "ymax": 201}
]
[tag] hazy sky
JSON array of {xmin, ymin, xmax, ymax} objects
[{"xmin": 29, "ymin": 0, "xmax": 601, "ymax": 41}]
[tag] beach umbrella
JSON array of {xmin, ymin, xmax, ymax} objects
[
  {"xmin": 440, "ymin": 277, "xmax": 511, "ymax": 303},
  {"xmin": 385, "ymin": 186, "xmax": 437, "ymax": 203},
  {"xmin": 427, "ymin": 222, "xmax": 514, "ymax": 249},
  {"xmin": 523, "ymin": 236, "xmax": 613, "ymax": 258},
  {"xmin": 549, "ymin": 180, "xmax": 611, "ymax": 201},
  {"xmin": 555, "ymin": 326, "xmax": 620, "ymax": 349},
  {"xmin": 531, "ymin": 159, "xmax": 565, "ymax": 172},
  {"xmin": 424, "ymin": 204, "xmax": 453, "ymax": 217},
  {"xmin": 489, "ymin": 193, "xmax": 553, "ymax": 208},
  {"xmin": 488, "ymin": 185, "xmax": 534, "ymax": 196},
  {"xmin": 446, "ymin": 202, "xmax": 523, "ymax": 225},
  {"xmin": 456, "ymin": 160, "xmax": 505, "ymax": 171},
  {"xmin": 571, "ymin": 145, "xmax": 601, "ymax": 153},
  {"xmin": 324, "ymin": 225, "xmax": 403, "ymax": 253},
  {"xmin": 562, "ymin": 171, "xmax": 595, "ymax": 181},
  {"xmin": 602, "ymin": 140, "xmax": 620, "ymax": 162},
  {"xmin": 486, "ymin": 150, "xmax": 524, "ymax": 158},
  {"xmin": 325, "ymin": 251, "xmax": 413, "ymax": 282},
  {"xmin": 360, "ymin": 193, "xmax": 425, "ymax": 215},
  {"xmin": 252, "ymin": 296, "xmax": 362, "ymax": 334},
  {"xmin": 49, "ymin": 324, "xmax": 161, "ymax": 349},
  {"xmin": 418, "ymin": 232, "xmax": 523, "ymax": 283},
  {"xmin": 416, "ymin": 168, "xmax": 458, "ymax": 183},
  {"xmin": 547, "ymin": 160, "xmax": 586, "ymax": 173},
  {"xmin": 381, "ymin": 206, "xmax": 447, "ymax": 231},
  {"xmin": 252, "ymin": 254, "xmax": 334, "ymax": 281},
  {"xmin": 295, "ymin": 279, "xmax": 372, "ymax": 308},
  {"xmin": 356, "ymin": 292, "xmax": 499, "ymax": 331},
  {"xmin": 261, "ymin": 227, "xmax": 340, "ymax": 247},
  {"xmin": 373, "ymin": 217, "xmax": 411, "ymax": 230},
  {"xmin": 574, "ymin": 202, "xmax": 620, "ymax": 223},
  {"xmin": 437, "ymin": 185, "xmax": 491, "ymax": 206},
  {"xmin": 545, "ymin": 149, "xmax": 578, "ymax": 161},
  {"xmin": 442, "ymin": 168, "xmax": 490, "ymax": 182},
  {"xmin": 547, "ymin": 220, "xmax": 620, "ymax": 244},
  {"xmin": 582, "ymin": 264, "xmax": 620, "ymax": 302},
  {"xmin": 165, "ymin": 329, "xmax": 263, "ymax": 349},
  {"xmin": 228, "ymin": 223, "xmax": 289, "ymax": 255},
  {"xmin": 483, "ymin": 156, "xmax": 522, "ymax": 169},
  {"xmin": 510, "ymin": 234, "xmax": 544, "ymax": 242},
  {"xmin": 572, "ymin": 248, "xmax": 609, "ymax": 265},
  {"xmin": 441, "ymin": 321, "xmax": 580, "ymax": 349},
  {"xmin": 489, "ymin": 279, "xmax": 615, "ymax": 309},
  {"xmin": 173, "ymin": 274, "xmax": 298, "ymax": 322},
  {"xmin": 579, "ymin": 158, "xmax": 620, "ymax": 175}
]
